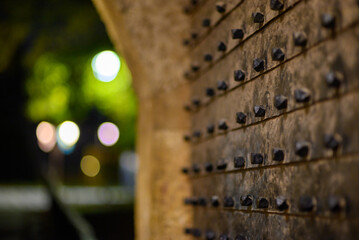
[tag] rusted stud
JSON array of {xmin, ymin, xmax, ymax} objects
[
  {"xmin": 326, "ymin": 71, "xmax": 343, "ymax": 88},
  {"xmin": 206, "ymin": 231, "xmax": 216, "ymax": 240},
  {"xmin": 321, "ymin": 13, "xmax": 335, "ymax": 28},
  {"xmin": 234, "ymin": 70, "xmax": 245, "ymax": 81},
  {"xmin": 183, "ymin": 134, "xmax": 191, "ymax": 142},
  {"xmin": 184, "ymin": 104, "xmax": 191, "ymax": 112},
  {"xmin": 205, "ymin": 162, "xmax": 213, "ymax": 172},
  {"xmin": 235, "ymin": 235, "xmax": 246, "ymax": 240},
  {"xmin": 191, "ymin": 63, "xmax": 200, "ymax": 72},
  {"xmin": 328, "ymin": 196, "xmax": 345, "ymax": 212},
  {"xmin": 254, "ymin": 105, "xmax": 266, "ymax": 117},
  {"xmin": 271, "ymin": 48, "xmax": 285, "ymax": 61},
  {"xmin": 184, "ymin": 227, "xmax": 192, "ymax": 234},
  {"xmin": 190, "ymin": 197, "xmax": 199, "ymax": 206},
  {"xmin": 198, "ymin": 197, "xmax": 207, "ymax": 206},
  {"xmin": 253, "ymin": 58, "xmax": 265, "ymax": 72},
  {"xmin": 251, "ymin": 153, "xmax": 264, "ymax": 164},
  {"xmin": 299, "ymin": 196, "xmax": 315, "ymax": 212},
  {"xmin": 216, "ymin": 1, "xmax": 226, "ymax": 13},
  {"xmin": 324, "ymin": 134, "xmax": 342, "ymax": 151},
  {"xmin": 217, "ymin": 41, "xmax": 227, "ymax": 52},
  {"xmin": 206, "ymin": 87, "xmax": 215, "ymax": 97},
  {"xmin": 236, "ymin": 112, "xmax": 247, "ymax": 124},
  {"xmin": 204, "ymin": 53, "xmax": 213, "ymax": 62},
  {"xmin": 181, "ymin": 167, "xmax": 189, "ymax": 174},
  {"xmin": 224, "ymin": 196, "xmax": 235, "ymax": 207},
  {"xmin": 192, "ymin": 163, "xmax": 201, "ymax": 173},
  {"xmin": 184, "ymin": 198, "xmax": 197, "ymax": 205},
  {"xmin": 183, "ymin": 39, "xmax": 190, "ymax": 46},
  {"xmin": 240, "ymin": 195, "xmax": 253, "ymax": 206},
  {"xmin": 219, "ymin": 234, "xmax": 229, "ymax": 240},
  {"xmin": 183, "ymin": 5, "xmax": 191, "ymax": 15},
  {"xmin": 191, "ymin": 32, "xmax": 198, "ymax": 40},
  {"xmin": 252, "ymin": 12, "xmax": 264, "ymax": 23},
  {"xmin": 216, "ymin": 161, "xmax": 227, "ymax": 170},
  {"xmin": 293, "ymin": 32, "xmax": 307, "ymax": 47},
  {"xmin": 211, "ymin": 196, "xmax": 220, "ymax": 207},
  {"xmin": 217, "ymin": 81, "xmax": 228, "ymax": 91},
  {"xmin": 202, "ymin": 18, "xmax": 211, "ymax": 27},
  {"xmin": 272, "ymin": 148, "xmax": 285, "ymax": 161},
  {"xmin": 191, "ymin": 0, "xmax": 198, "ymax": 6},
  {"xmin": 218, "ymin": 120, "xmax": 228, "ymax": 130},
  {"xmin": 192, "ymin": 98, "xmax": 201, "ymax": 106},
  {"xmin": 270, "ymin": 0, "xmax": 284, "ymax": 10},
  {"xmin": 276, "ymin": 196, "xmax": 289, "ymax": 210},
  {"xmin": 193, "ymin": 130, "xmax": 201, "ymax": 138},
  {"xmin": 207, "ymin": 124, "xmax": 215, "ymax": 134},
  {"xmin": 258, "ymin": 198, "xmax": 269, "ymax": 208},
  {"xmin": 294, "ymin": 89, "xmax": 311, "ymax": 103},
  {"xmin": 274, "ymin": 95, "xmax": 288, "ymax": 110},
  {"xmin": 295, "ymin": 141, "xmax": 310, "ymax": 158},
  {"xmin": 231, "ymin": 29, "xmax": 244, "ymax": 39},
  {"xmin": 192, "ymin": 228, "xmax": 202, "ymax": 237},
  {"xmin": 234, "ymin": 156, "xmax": 245, "ymax": 168}
]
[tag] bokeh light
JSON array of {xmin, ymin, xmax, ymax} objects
[
  {"xmin": 80, "ymin": 155, "xmax": 101, "ymax": 177},
  {"xmin": 97, "ymin": 122, "xmax": 120, "ymax": 147},
  {"xmin": 56, "ymin": 133, "xmax": 76, "ymax": 155},
  {"xmin": 58, "ymin": 121, "xmax": 80, "ymax": 147},
  {"xmin": 91, "ymin": 50, "xmax": 121, "ymax": 82},
  {"xmin": 36, "ymin": 121, "xmax": 56, "ymax": 152}
]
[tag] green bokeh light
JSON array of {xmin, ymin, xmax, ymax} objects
[{"xmin": 25, "ymin": 51, "xmax": 136, "ymax": 149}]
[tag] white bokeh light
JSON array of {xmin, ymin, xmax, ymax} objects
[
  {"xmin": 91, "ymin": 50, "xmax": 121, "ymax": 82},
  {"xmin": 97, "ymin": 122, "xmax": 120, "ymax": 147},
  {"xmin": 58, "ymin": 121, "xmax": 80, "ymax": 147}
]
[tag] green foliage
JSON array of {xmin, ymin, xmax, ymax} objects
[
  {"xmin": 25, "ymin": 52, "xmax": 137, "ymax": 149},
  {"xmin": 81, "ymin": 56, "xmax": 137, "ymax": 149},
  {"xmin": 81, "ymin": 56, "xmax": 136, "ymax": 122},
  {"xmin": 26, "ymin": 54, "xmax": 71, "ymax": 123}
]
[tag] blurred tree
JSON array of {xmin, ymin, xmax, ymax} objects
[{"xmin": 0, "ymin": 0, "xmax": 137, "ymax": 181}]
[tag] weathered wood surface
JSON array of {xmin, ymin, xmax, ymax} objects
[
  {"xmin": 191, "ymin": 197, "xmax": 359, "ymax": 239},
  {"xmin": 188, "ymin": 0, "xmax": 359, "ymax": 98},
  {"xmin": 188, "ymin": 0, "xmax": 359, "ymax": 76},
  {"xmin": 189, "ymin": 92, "xmax": 359, "ymax": 174},
  {"xmin": 189, "ymin": 25, "xmax": 359, "ymax": 137},
  {"xmin": 184, "ymin": 0, "xmax": 359, "ymax": 239},
  {"xmin": 190, "ymin": 0, "xmax": 243, "ymax": 43},
  {"xmin": 189, "ymin": 155, "xmax": 359, "ymax": 239}
]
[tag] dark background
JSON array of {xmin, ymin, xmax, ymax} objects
[{"xmin": 0, "ymin": 0, "xmax": 135, "ymax": 239}]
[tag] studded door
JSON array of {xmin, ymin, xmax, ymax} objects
[{"xmin": 181, "ymin": 0, "xmax": 359, "ymax": 239}]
